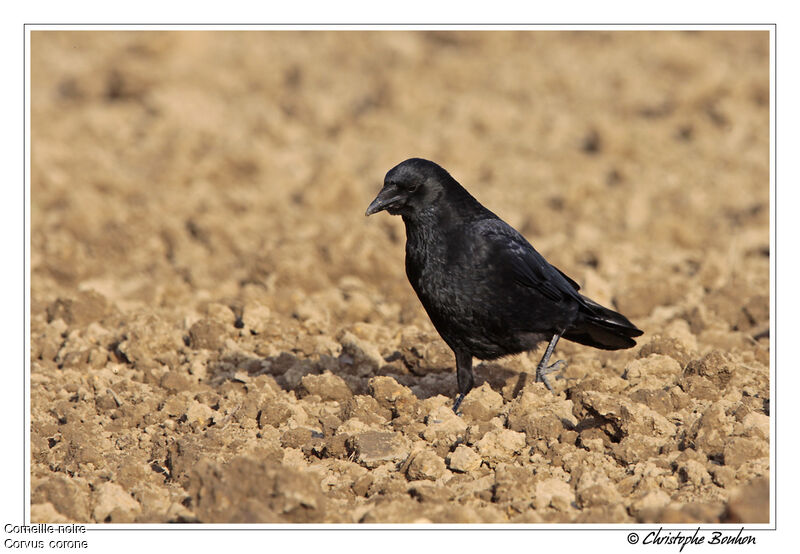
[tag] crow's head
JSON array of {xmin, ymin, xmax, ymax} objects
[{"xmin": 365, "ymin": 158, "xmax": 451, "ymax": 217}]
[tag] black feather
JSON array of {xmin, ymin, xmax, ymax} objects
[{"xmin": 366, "ymin": 158, "xmax": 643, "ymax": 406}]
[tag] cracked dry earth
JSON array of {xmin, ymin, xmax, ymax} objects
[{"xmin": 30, "ymin": 30, "xmax": 770, "ymax": 524}]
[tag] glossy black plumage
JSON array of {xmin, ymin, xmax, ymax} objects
[{"xmin": 366, "ymin": 158, "xmax": 643, "ymax": 412}]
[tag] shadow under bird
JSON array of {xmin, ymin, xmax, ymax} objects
[{"xmin": 366, "ymin": 158, "xmax": 643, "ymax": 413}]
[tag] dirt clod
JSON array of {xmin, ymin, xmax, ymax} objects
[
  {"xmin": 407, "ymin": 450, "xmax": 447, "ymax": 481},
  {"xmin": 348, "ymin": 431, "xmax": 412, "ymax": 468}
]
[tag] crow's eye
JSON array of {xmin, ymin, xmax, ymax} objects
[{"xmin": 408, "ymin": 183, "xmax": 420, "ymax": 193}]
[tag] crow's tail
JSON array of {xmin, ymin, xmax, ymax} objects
[{"xmin": 563, "ymin": 295, "xmax": 643, "ymax": 350}]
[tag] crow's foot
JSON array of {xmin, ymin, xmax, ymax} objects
[
  {"xmin": 535, "ymin": 359, "xmax": 566, "ymax": 392},
  {"xmin": 452, "ymin": 393, "xmax": 465, "ymax": 414}
]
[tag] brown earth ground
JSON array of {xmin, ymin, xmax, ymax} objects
[{"xmin": 30, "ymin": 30, "xmax": 770, "ymax": 524}]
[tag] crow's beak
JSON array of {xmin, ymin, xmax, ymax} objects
[{"xmin": 365, "ymin": 185, "xmax": 404, "ymax": 216}]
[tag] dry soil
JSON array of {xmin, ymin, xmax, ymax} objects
[{"xmin": 30, "ymin": 30, "xmax": 770, "ymax": 524}]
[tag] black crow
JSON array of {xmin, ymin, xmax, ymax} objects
[{"xmin": 366, "ymin": 158, "xmax": 643, "ymax": 413}]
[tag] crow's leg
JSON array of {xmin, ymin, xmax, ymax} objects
[
  {"xmin": 453, "ymin": 350, "xmax": 474, "ymax": 414},
  {"xmin": 535, "ymin": 333, "xmax": 566, "ymax": 392}
]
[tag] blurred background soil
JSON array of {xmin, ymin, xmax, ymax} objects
[{"xmin": 29, "ymin": 30, "xmax": 770, "ymax": 523}]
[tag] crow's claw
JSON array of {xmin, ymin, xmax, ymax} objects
[{"xmin": 536, "ymin": 359, "xmax": 566, "ymax": 391}]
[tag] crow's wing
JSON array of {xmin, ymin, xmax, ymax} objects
[
  {"xmin": 477, "ymin": 219, "xmax": 581, "ymax": 303},
  {"xmin": 553, "ymin": 267, "xmax": 581, "ymax": 292},
  {"xmin": 473, "ymin": 219, "xmax": 643, "ymax": 348}
]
